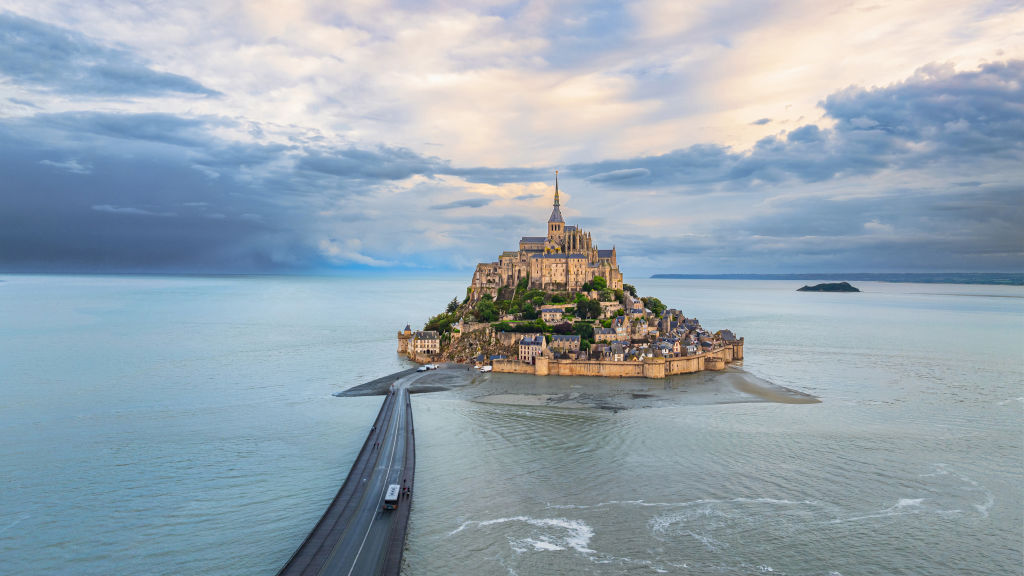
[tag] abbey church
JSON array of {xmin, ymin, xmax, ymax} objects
[{"xmin": 470, "ymin": 173, "xmax": 623, "ymax": 301}]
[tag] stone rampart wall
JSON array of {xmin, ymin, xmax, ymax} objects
[
  {"xmin": 495, "ymin": 331, "xmax": 523, "ymax": 346},
  {"xmin": 416, "ymin": 329, "xmax": 744, "ymax": 378},
  {"xmin": 492, "ymin": 359, "xmax": 536, "ymax": 374},
  {"xmin": 547, "ymin": 358, "xmax": 646, "ymax": 378},
  {"xmin": 665, "ymin": 355, "xmax": 703, "ymax": 374},
  {"xmin": 405, "ymin": 351, "xmax": 439, "ymax": 364},
  {"xmin": 491, "ymin": 340, "xmax": 744, "ymax": 379}
]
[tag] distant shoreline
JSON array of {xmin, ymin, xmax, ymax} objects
[{"xmin": 650, "ymin": 272, "xmax": 1023, "ymax": 286}]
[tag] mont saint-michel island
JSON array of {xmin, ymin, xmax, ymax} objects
[{"xmin": 398, "ymin": 173, "xmax": 743, "ymax": 379}]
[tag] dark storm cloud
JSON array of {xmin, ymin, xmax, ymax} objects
[
  {"xmin": 586, "ymin": 168, "xmax": 650, "ymax": 183},
  {"xmin": 445, "ymin": 166, "xmax": 550, "ymax": 185},
  {"xmin": 0, "ymin": 113, "xmax": 306, "ymax": 273},
  {"xmin": 822, "ymin": 61, "xmax": 1024, "ymax": 158},
  {"xmin": 8, "ymin": 97, "xmax": 39, "ymax": 108},
  {"xmin": 572, "ymin": 60, "xmax": 1024, "ymax": 189},
  {"xmin": 298, "ymin": 146, "xmax": 446, "ymax": 180},
  {"xmin": 0, "ymin": 11, "xmax": 219, "ymax": 96},
  {"xmin": 33, "ymin": 111, "xmax": 216, "ymax": 147},
  {"xmin": 430, "ymin": 198, "xmax": 493, "ymax": 210},
  {"xmin": 612, "ymin": 184, "xmax": 1024, "ymax": 272},
  {"xmin": 568, "ymin": 144, "xmax": 740, "ymax": 187},
  {"xmin": 297, "ymin": 146, "xmax": 549, "ymax": 185}
]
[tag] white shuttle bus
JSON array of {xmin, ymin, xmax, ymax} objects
[{"xmin": 383, "ymin": 484, "xmax": 401, "ymax": 510}]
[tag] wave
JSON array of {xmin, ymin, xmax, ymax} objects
[
  {"xmin": 448, "ymin": 515, "xmax": 595, "ymax": 554},
  {"xmin": 547, "ymin": 497, "xmax": 819, "ymax": 510}
]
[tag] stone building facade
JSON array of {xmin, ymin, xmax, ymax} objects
[
  {"xmin": 411, "ymin": 331, "xmax": 440, "ymax": 355},
  {"xmin": 550, "ymin": 334, "xmax": 581, "ymax": 353},
  {"xmin": 470, "ymin": 173, "xmax": 624, "ymax": 302},
  {"xmin": 518, "ymin": 333, "xmax": 546, "ymax": 364}
]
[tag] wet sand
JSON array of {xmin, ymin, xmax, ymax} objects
[
  {"xmin": 335, "ymin": 364, "xmax": 475, "ymax": 397},
  {"xmin": 338, "ymin": 363, "xmax": 818, "ymax": 409},
  {"xmin": 470, "ymin": 367, "xmax": 819, "ymax": 410}
]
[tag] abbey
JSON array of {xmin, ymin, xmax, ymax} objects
[{"xmin": 470, "ymin": 173, "xmax": 623, "ymax": 301}]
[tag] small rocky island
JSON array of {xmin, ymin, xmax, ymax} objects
[
  {"xmin": 397, "ymin": 173, "xmax": 743, "ymax": 379},
  {"xmin": 797, "ymin": 281, "xmax": 860, "ymax": 292}
]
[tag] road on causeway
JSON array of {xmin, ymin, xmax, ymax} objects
[{"xmin": 276, "ymin": 371, "xmax": 419, "ymax": 576}]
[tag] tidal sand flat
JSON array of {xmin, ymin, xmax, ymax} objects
[
  {"xmin": 335, "ymin": 364, "xmax": 478, "ymax": 397},
  {"xmin": 335, "ymin": 363, "xmax": 816, "ymax": 409},
  {"xmin": 337, "ymin": 364, "xmax": 815, "ymax": 409},
  {"xmin": 468, "ymin": 367, "xmax": 818, "ymax": 410}
]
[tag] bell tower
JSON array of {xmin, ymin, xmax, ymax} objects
[{"xmin": 547, "ymin": 171, "xmax": 565, "ymax": 247}]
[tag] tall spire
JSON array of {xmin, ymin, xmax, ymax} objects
[{"xmin": 548, "ymin": 170, "xmax": 564, "ymax": 224}]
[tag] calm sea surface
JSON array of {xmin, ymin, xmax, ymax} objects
[{"xmin": 0, "ymin": 275, "xmax": 1021, "ymax": 575}]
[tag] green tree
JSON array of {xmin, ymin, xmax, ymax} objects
[
  {"xmin": 551, "ymin": 293, "xmax": 566, "ymax": 304},
  {"xmin": 475, "ymin": 296, "xmax": 499, "ymax": 322},
  {"xmin": 598, "ymin": 289, "xmax": 615, "ymax": 302},
  {"xmin": 573, "ymin": 321, "xmax": 595, "ymax": 341},
  {"xmin": 425, "ymin": 312, "xmax": 455, "ymax": 334},
  {"xmin": 576, "ymin": 298, "xmax": 602, "ymax": 320},
  {"xmin": 641, "ymin": 296, "xmax": 666, "ymax": 317},
  {"xmin": 591, "ymin": 276, "xmax": 607, "ymax": 291},
  {"xmin": 552, "ymin": 322, "xmax": 574, "ymax": 334},
  {"xmin": 623, "ymin": 283, "xmax": 638, "ymax": 297},
  {"xmin": 520, "ymin": 303, "xmax": 539, "ymax": 320},
  {"xmin": 493, "ymin": 319, "xmax": 550, "ymax": 333},
  {"xmin": 523, "ymin": 289, "xmax": 546, "ymax": 302},
  {"xmin": 446, "ymin": 297, "xmax": 459, "ymax": 314}
]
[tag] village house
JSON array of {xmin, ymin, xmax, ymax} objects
[
  {"xmin": 411, "ymin": 330, "xmax": 440, "ymax": 355},
  {"xmin": 613, "ymin": 315, "xmax": 629, "ymax": 336},
  {"xmin": 540, "ymin": 306, "xmax": 564, "ymax": 323},
  {"xmin": 518, "ymin": 333, "xmax": 546, "ymax": 364},
  {"xmin": 549, "ymin": 334, "xmax": 581, "ymax": 354}
]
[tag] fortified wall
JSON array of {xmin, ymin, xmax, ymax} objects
[{"xmin": 492, "ymin": 340, "xmax": 743, "ymax": 379}]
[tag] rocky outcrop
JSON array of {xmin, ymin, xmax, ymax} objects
[{"xmin": 797, "ymin": 281, "xmax": 860, "ymax": 292}]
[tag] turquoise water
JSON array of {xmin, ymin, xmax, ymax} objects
[{"xmin": 1, "ymin": 275, "xmax": 1021, "ymax": 575}]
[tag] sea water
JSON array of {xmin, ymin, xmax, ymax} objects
[{"xmin": 0, "ymin": 275, "xmax": 1020, "ymax": 575}]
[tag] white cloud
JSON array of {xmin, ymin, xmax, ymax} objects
[
  {"xmin": 91, "ymin": 204, "xmax": 177, "ymax": 217},
  {"xmin": 318, "ymin": 237, "xmax": 393, "ymax": 267},
  {"xmin": 38, "ymin": 158, "xmax": 92, "ymax": 174}
]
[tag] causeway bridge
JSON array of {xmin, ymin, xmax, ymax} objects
[{"xmin": 277, "ymin": 373, "xmax": 417, "ymax": 576}]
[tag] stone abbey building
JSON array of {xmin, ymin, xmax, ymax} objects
[{"xmin": 470, "ymin": 173, "xmax": 624, "ymax": 301}]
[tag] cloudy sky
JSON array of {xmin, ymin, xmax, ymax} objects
[{"xmin": 1, "ymin": 1, "xmax": 1021, "ymax": 275}]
